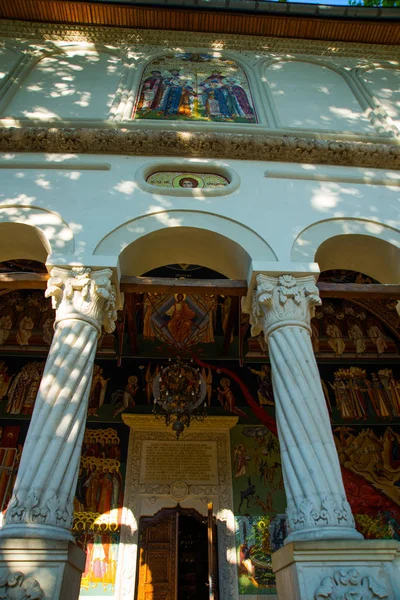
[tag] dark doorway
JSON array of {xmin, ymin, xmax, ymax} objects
[
  {"xmin": 178, "ymin": 514, "xmax": 208, "ymax": 600},
  {"xmin": 136, "ymin": 506, "xmax": 218, "ymax": 600}
]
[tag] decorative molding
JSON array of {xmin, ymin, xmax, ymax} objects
[
  {"xmin": 122, "ymin": 414, "xmax": 238, "ymax": 431},
  {"xmin": 249, "ymin": 274, "xmax": 321, "ymax": 338},
  {"xmin": 287, "ymin": 494, "xmax": 355, "ymax": 534},
  {"xmin": 315, "ymin": 569, "xmax": 388, "ymax": 599},
  {"xmin": 116, "ymin": 426, "xmax": 238, "ymax": 600},
  {"xmin": 0, "ymin": 570, "xmax": 43, "ymax": 599},
  {"xmin": 46, "ymin": 267, "xmax": 117, "ymax": 335},
  {"xmin": 1, "ymin": 21, "xmax": 400, "ymax": 60},
  {"xmin": 0, "ymin": 127, "xmax": 399, "ymax": 169}
]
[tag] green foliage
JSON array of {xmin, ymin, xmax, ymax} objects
[{"xmin": 348, "ymin": 0, "xmax": 397, "ymax": 6}]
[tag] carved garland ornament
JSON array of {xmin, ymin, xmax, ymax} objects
[
  {"xmin": 0, "ymin": 129, "xmax": 399, "ymax": 169},
  {"xmin": 0, "ymin": 571, "xmax": 43, "ymax": 599},
  {"xmin": 315, "ymin": 569, "xmax": 388, "ymax": 599}
]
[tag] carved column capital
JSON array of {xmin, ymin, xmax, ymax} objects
[
  {"xmin": 249, "ymin": 274, "xmax": 321, "ymax": 339},
  {"xmin": 45, "ymin": 267, "xmax": 117, "ymax": 335}
]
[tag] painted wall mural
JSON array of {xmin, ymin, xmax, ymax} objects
[
  {"xmin": 231, "ymin": 425, "xmax": 285, "ymax": 595},
  {"xmin": 133, "ymin": 53, "xmax": 257, "ymax": 123},
  {"xmin": 0, "ymin": 423, "xmax": 128, "ymax": 599},
  {"xmin": 146, "ymin": 171, "xmax": 229, "ymax": 189}
]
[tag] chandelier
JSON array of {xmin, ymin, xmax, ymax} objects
[{"xmin": 152, "ymin": 359, "xmax": 207, "ymax": 439}]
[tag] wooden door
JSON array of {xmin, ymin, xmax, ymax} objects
[{"xmin": 137, "ymin": 511, "xmax": 178, "ymax": 600}]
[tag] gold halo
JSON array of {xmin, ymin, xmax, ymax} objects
[
  {"xmin": 172, "ymin": 174, "xmax": 204, "ymax": 189},
  {"xmin": 174, "ymin": 293, "xmax": 187, "ymax": 301}
]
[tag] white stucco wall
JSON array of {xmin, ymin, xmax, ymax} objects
[
  {"xmin": 0, "ymin": 153, "xmax": 399, "ymax": 283},
  {"xmin": 0, "ymin": 39, "xmax": 399, "ymax": 139}
]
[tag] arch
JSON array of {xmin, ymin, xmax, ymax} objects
[
  {"xmin": 264, "ymin": 58, "xmax": 374, "ymax": 134},
  {"xmin": 358, "ymin": 65, "xmax": 400, "ymax": 131},
  {"xmin": 94, "ymin": 211, "xmax": 276, "ymax": 279},
  {"xmin": 4, "ymin": 46, "xmax": 126, "ymax": 121},
  {"xmin": 0, "ymin": 205, "xmax": 75, "ymax": 261},
  {"xmin": 292, "ymin": 218, "xmax": 400, "ymax": 283}
]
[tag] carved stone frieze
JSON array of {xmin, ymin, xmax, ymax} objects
[
  {"xmin": 1, "ymin": 20, "xmax": 400, "ymax": 60},
  {"xmin": 315, "ymin": 569, "xmax": 388, "ymax": 599},
  {"xmin": 0, "ymin": 570, "xmax": 43, "ymax": 599},
  {"xmin": 0, "ymin": 127, "xmax": 399, "ymax": 169}
]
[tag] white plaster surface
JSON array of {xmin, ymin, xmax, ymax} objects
[
  {"xmin": 0, "ymin": 155, "xmax": 399, "ymax": 284},
  {"xmin": 0, "ymin": 539, "xmax": 85, "ymax": 600},
  {"xmin": 272, "ymin": 540, "xmax": 400, "ymax": 600}
]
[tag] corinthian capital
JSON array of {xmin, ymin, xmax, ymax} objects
[
  {"xmin": 45, "ymin": 267, "xmax": 117, "ymax": 334},
  {"xmin": 249, "ymin": 274, "xmax": 321, "ymax": 338}
]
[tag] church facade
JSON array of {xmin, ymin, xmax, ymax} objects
[{"xmin": 0, "ymin": 8, "xmax": 399, "ymax": 600}]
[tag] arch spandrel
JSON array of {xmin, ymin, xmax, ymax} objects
[{"xmin": 292, "ymin": 218, "xmax": 400, "ymax": 284}]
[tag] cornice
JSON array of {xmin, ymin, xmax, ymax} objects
[
  {"xmin": 0, "ymin": 127, "xmax": 399, "ymax": 169},
  {"xmin": 122, "ymin": 414, "xmax": 238, "ymax": 430},
  {"xmin": 1, "ymin": 19, "xmax": 400, "ymax": 61}
]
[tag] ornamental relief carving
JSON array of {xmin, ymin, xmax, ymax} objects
[
  {"xmin": 0, "ymin": 128, "xmax": 398, "ymax": 169},
  {"xmin": 315, "ymin": 569, "xmax": 388, "ymax": 600},
  {"xmin": 118, "ymin": 427, "xmax": 238, "ymax": 600},
  {"xmin": 0, "ymin": 571, "xmax": 43, "ymax": 599}
]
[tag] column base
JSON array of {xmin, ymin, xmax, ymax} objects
[
  {"xmin": 272, "ymin": 539, "xmax": 400, "ymax": 600},
  {"xmin": 285, "ymin": 526, "xmax": 363, "ymax": 543},
  {"xmin": 0, "ymin": 538, "xmax": 86, "ymax": 600}
]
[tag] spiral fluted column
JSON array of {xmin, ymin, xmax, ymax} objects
[
  {"xmin": 248, "ymin": 274, "xmax": 362, "ymax": 543},
  {"xmin": 0, "ymin": 267, "xmax": 117, "ymax": 541}
]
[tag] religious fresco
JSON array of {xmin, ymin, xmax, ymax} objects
[
  {"xmin": 133, "ymin": 53, "xmax": 257, "ymax": 123},
  {"xmin": 231, "ymin": 425, "xmax": 285, "ymax": 595},
  {"xmin": 0, "ymin": 422, "xmax": 128, "ymax": 598},
  {"xmin": 142, "ymin": 292, "xmax": 218, "ymax": 350},
  {"xmin": 236, "ymin": 516, "xmax": 276, "ymax": 595},
  {"xmin": 0, "ymin": 290, "xmax": 115, "ymax": 356},
  {"xmin": 73, "ymin": 427, "xmax": 126, "ymax": 598},
  {"xmin": 246, "ymin": 298, "xmax": 400, "ymax": 359},
  {"xmin": 146, "ymin": 171, "xmax": 229, "ymax": 189},
  {"xmin": 0, "ymin": 425, "xmax": 24, "ymax": 512}
]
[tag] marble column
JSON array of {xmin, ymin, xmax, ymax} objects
[
  {"xmin": 248, "ymin": 274, "xmax": 362, "ymax": 543},
  {"xmin": 0, "ymin": 267, "xmax": 117, "ymax": 542}
]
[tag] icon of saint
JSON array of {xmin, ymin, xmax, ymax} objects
[{"xmin": 166, "ymin": 293, "xmax": 195, "ymax": 344}]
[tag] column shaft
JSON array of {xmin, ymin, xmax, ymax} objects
[
  {"xmin": 248, "ymin": 274, "xmax": 362, "ymax": 542},
  {"xmin": 0, "ymin": 267, "xmax": 117, "ymax": 541}
]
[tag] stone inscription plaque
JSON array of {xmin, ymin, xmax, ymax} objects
[{"xmin": 140, "ymin": 440, "xmax": 218, "ymax": 485}]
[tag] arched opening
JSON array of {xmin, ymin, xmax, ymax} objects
[
  {"xmin": 120, "ymin": 227, "xmax": 251, "ymax": 279},
  {"xmin": 0, "ymin": 222, "xmax": 50, "ymax": 263},
  {"xmin": 315, "ymin": 234, "xmax": 400, "ymax": 284}
]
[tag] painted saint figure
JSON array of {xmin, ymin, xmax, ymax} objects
[
  {"xmin": 166, "ymin": 293, "xmax": 195, "ymax": 343},
  {"xmin": 158, "ymin": 70, "xmax": 186, "ymax": 117},
  {"xmin": 223, "ymin": 77, "xmax": 255, "ymax": 120},
  {"xmin": 137, "ymin": 70, "xmax": 165, "ymax": 113},
  {"xmin": 6, "ymin": 361, "xmax": 44, "ymax": 415},
  {"xmin": 88, "ymin": 366, "xmax": 109, "ymax": 417}
]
